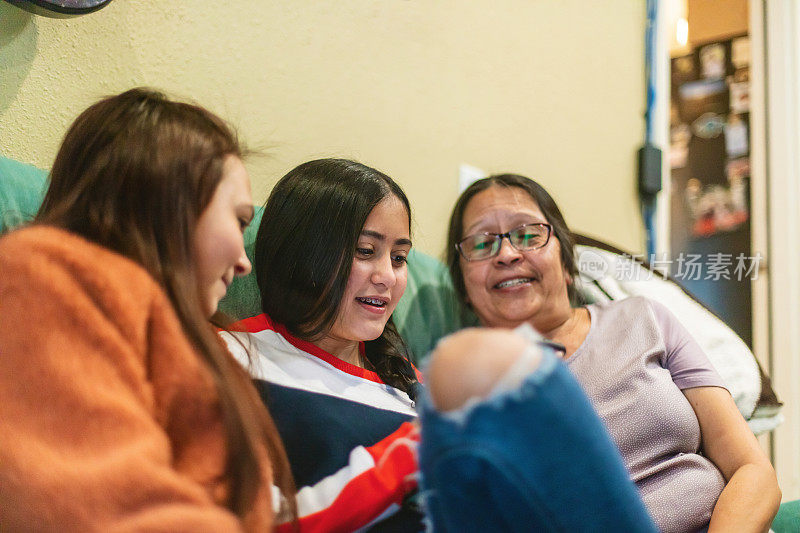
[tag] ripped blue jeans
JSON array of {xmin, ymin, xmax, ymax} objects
[{"xmin": 417, "ymin": 340, "xmax": 658, "ymax": 532}]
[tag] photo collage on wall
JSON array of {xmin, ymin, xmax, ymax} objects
[{"xmin": 670, "ymin": 35, "xmax": 750, "ymax": 239}]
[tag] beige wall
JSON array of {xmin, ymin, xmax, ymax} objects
[{"xmin": 0, "ymin": 0, "xmax": 646, "ymax": 256}]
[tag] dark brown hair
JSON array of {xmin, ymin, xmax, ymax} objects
[
  {"xmin": 446, "ymin": 174, "xmax": 579, "ymax": 309},
  {"xmin": 37, "ymin": 87, "xmax": 296, "ymax": 523},
  {"xmin": 255, "ymin": 158, "xmax": 419, "ymax": 397}
]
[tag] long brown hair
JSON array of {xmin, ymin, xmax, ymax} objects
[
  {"xmin": 37, "ymin": 88, "xmax": 296, "ymax": 522},
  {"xmin": 255, "ymin": 159, "xmax": 419, "ymax": 397}
]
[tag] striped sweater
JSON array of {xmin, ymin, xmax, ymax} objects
[{"xmin": 223, "ymin": 314, "xmax": 423, "ymax": 532}]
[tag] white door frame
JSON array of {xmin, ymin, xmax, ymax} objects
[{"xmin": 762, "ymin": 0, "xmax": 800, "ymax": 502}]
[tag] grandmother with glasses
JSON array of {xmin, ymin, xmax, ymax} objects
[{"xmin": 428, "ymin": 174, "xmax": 780, "ymax": 533}]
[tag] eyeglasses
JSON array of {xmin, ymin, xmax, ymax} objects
[{"xmin": 456, "ymin": 223, "xmax": 553, "ymax": 261}]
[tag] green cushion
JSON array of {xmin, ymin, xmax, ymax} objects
[
  {"xmin": 0, "ymin": 156, "xmax": 48, "ymax": 233},
  {"xmin": 772, "ymin": 499, "xmax": 800, "ymax": 533},
  {"xmin": 217, "ymin": 207, "xmax": 264, "ymax": 320},
  {"xmin": 393, "ymin": 249, "xmax": 478, "ymax": 363}
]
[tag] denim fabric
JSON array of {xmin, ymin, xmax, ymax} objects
[{"xmin": 417, "ymin": 347, "xmax": 658, "ymax": 533}]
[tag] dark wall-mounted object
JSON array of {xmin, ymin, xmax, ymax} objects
[{"xmin": 2, "ymin": 0, "xmax": 113, "ymax": 18}]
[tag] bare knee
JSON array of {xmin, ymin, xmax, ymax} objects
[{"xmin": 425, "ymin": 328, "xmax": 542, "ymax": 412}]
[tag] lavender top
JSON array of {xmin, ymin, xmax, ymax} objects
[{"xmin": 566, "ymin": 296, "xmax": 727, "ymax": 533}]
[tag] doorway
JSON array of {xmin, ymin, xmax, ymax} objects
[{"xmin": 661, "ymin": 0, "xmax": 800, "ymax": 502}]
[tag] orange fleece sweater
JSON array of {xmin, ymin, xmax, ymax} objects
[{"xmin": 0, "ymin": 226, "xmax": 273, "ymax": 532}]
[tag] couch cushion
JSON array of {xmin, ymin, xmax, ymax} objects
[
  {"xmin": 0, "ymin": 156, "xmax": 48, "ymax": 233},
  {"xmin": 217, "ymin": 207, "xmax": 263, "ymax": 320},
  {"xmin": 392, "ymin": 250, "xmax": 479, "ymax": 362}
]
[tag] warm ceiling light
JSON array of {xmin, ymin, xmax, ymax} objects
[{"xmin": 677, "ymin": 17, "xmax": 689, "ymax": 47}]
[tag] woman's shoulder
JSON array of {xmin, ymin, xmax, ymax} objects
[
  {"xmin": 1, "ymin": 226, "xmax": 159, "ymax": 287},
  {"xmin": 0, "ymin": 225, "xmax": 166, "ymax": 322},
  {"xmin": 585, "ymin": 297, "xmax": 681, "ymax": 341},
  {"xmin": 610, "ymin": 296, "xmax": 678, "ymax": 326}
]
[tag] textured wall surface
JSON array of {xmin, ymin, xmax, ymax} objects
[{"xmin": 0, "ymin": 0, "xmax": 646, "ymax": 254}]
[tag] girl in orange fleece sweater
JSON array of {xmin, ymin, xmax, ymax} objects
[{"xmin": 0, "ymin": 88, "xmax": 295, "ymax": 532}]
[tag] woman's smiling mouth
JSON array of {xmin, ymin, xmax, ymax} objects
[
  {"xmin": 355, "ymin": 296, "xmax": 389, "ymax": 313},
  {"xmin": 494, "ymin": 277, "xmax": 535, "ymax": 289}
]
